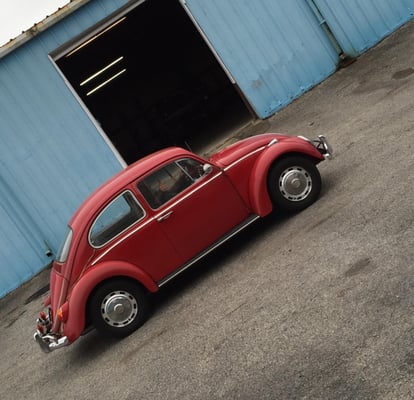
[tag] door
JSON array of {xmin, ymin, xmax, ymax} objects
[
  {"xmin": 137, "ymin": 157, "xmax": 250, "ymax": 265},
  {"xmin": 182, "ymin": 0, "xmax": 339, "ymax": 118}
]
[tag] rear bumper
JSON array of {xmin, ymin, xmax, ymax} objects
[
  {"xmin": 34, "ymin": 307, "xmax": 68, "ymax": 353},
  {"xmin": 34, "ymin": 331, "xmax": 69, "ymax": 353}
]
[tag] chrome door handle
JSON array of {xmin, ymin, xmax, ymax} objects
[{"xmin": 157, "ymin": 210, "xmax": 173, "ymax": 222}]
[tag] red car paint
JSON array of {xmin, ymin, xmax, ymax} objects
[{"xmin": 34, "ymin": 133, "xmax": 332, "ymax": 352}]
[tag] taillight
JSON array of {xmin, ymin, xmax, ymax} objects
[
  {"xmin": 37, "ymin": 309, "xmax": 52, "ymax": 334},
  {"xmin": 57, "ymin": 302, "xmax": 69, "ymax": 322}
]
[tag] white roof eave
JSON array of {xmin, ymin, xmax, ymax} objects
[{"xmin": 0, "ymin": 0, "xmax": 92, "ymax": 59}]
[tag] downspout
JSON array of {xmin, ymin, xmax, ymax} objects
[{"xmin": 305, "ymin": 0, "xmax": 355, "ymax": 68}]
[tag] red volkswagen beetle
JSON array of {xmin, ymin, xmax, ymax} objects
[{"xmin": 34, "ymin": 133, "xmax": 332, "ymax": 352}]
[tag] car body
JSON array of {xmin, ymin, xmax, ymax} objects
[{"xmin": 34, "ymin": 133, "xmax": 333, "ymax": 352}]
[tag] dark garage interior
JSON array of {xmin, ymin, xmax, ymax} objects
[{"xmin": 56, "ymin": 0, "xmax": 252, "ymax": 164}]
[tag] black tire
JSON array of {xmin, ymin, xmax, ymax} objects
[
  {"xmin": 267, "ymin": 155, "xmax": 321, "ymax": 213},
  {"xmin": 88, "ymin": 279, "xmax": 149, "ymax": 338}
]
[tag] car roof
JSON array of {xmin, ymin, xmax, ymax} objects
[{"xmin": 69, "ymin": 146, "xmax": 196, "ymax": 230}]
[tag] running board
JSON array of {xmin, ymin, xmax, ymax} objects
[{"xmin": 158, "ymin": 214, "xmax": 260, "ymax": 287}]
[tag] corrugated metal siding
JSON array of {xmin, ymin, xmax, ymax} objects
[
  {"xmin": 0, "ymin": 176, "xmax": 46, "ymax": 291},
  {"xmin": 313, "ymin": 0, "xmax": 414, "ymax": 56},
  {"xmin": 184, "ymin": 0, "xmax": 339, "ymax": 118},
  {"xmin": 0, "ymin": 0, "xmax": 129, "ymax": 298},
  {"xmin": 2, "ymin": 0, "xmax": 414, "ymax": 298}
]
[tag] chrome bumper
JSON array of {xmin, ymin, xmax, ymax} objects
[
  {"xmin": 316, "ymin": 135, "xmax": 333, "ymax": 160},
  {"xmin": 298, "ymin": 134, "xmax": 334, "ymax": 160},
  {"xmin": 34, "ymin": 331, "xmax": 69, "ymax": 353}
]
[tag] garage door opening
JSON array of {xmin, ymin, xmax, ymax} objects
[{"xmin": 55, "ymin": 0, "xmax": 253, "ymax": 164}]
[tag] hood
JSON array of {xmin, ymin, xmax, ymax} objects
[{"xmin": 209, "ymin": 133, "xmax": 288, "ymax": 167}]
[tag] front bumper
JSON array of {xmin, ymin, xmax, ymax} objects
[
  {"xmin": 34, "ymin": 331, "xmax": 69, "ymax": 353},
  {"xmin": 299, "ymin": 134, "xmax": 334, "ymax": 160},
  {"xmin": 315, "ymin": 135, "xmax": 333, "ymax": 160}
]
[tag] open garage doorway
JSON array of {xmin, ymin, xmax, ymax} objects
[{"xmin": 55, "ymin": 0, "xmax": 253, "ymax": 164}]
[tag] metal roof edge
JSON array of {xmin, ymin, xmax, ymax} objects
[{"xmin": 0, "ymin": 0, "xmax": 93, "ymax": 60}]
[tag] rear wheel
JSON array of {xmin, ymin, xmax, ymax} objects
[
  {"xmin": 268, "ymin": 155, "xmax": 321, "ymax": 213},
  {"xmin": 89, "ymin": 279, "xmax": 149, "ymax": 338}
]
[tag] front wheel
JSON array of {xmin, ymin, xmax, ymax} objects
[
  {"xmin": 267, "ymin": 156, "xmax": 321, "ymax": 213},
  {"xmin": 89, "ymin": 279, "xmax": 149, "ymax": 338}
]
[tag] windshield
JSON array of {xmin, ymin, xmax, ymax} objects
[{"xmin": 55, "ymin": 227, "xmax": 73, "ymax": 263}]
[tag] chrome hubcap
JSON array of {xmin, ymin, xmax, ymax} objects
[
  {"xmin": 101, "ymin": 290, "xmax": 138, "ymax": 327},
  {"xmin": 279, "ymin": 166, "xmax": 312, "ymax": 202}
]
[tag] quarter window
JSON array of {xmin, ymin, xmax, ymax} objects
[
  {"xmin": 89, "ymin": 191, "xmax": 144, "ymax": 247},
  {"xmin": 56, "ymin": 227, "xmax": 73, "ymax": 263}
]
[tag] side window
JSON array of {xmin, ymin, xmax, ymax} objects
[
  {"xmin": 89, "ymin": 191, "xmax": 145, "ymax": 247},
  {"xmin": 137, "ymin": 158, "xmax": 205, "ymax": 209},
  {"xmin": 177, "ymin": 158, "xmax": 205, "ymax": 180}
]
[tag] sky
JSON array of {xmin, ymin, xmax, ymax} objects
[{"xmin": 0, "ymin": 0, "xmax": 68, "ymax": 46}]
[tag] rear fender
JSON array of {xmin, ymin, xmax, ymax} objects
[
  {"xmin": 62, "ymin": 261, "xmax": 158, "ymax": 343},
  {"xmin": 249, "ymin": 140, "xmax": 324, "ymax": 216}
]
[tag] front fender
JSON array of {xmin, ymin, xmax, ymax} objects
[
  {"xmin": 249, "ymin": 139, "xmax": 324, "ymax": 216},
  {"xmin": 62, "ymin": 261, "xmax": 158, "ymax": 343}
]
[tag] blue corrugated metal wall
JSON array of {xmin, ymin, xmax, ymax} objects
[
  {"xmin": 184, "ymin": 0, "xmax": 339, "ymax": 118},
  {"xmin": 2, "ymin": 0, "xmax": 414, "ymax": 298},
  {"xmin": 309, "ymin": 0, "xmax": 414, "ymax": 57},
  {"xmin": 184, "ymin": 0, "xmax": 414, "ymax": 118},
  {"xmin": 0, "ymin": 0, "xmax": 129, "ymax": 298}
]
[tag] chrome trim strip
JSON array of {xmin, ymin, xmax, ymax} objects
[
  {"xmin": 158, "ymin": 214, "xmax": 260, "ymax": 287},
  {"xmin": 223, "ymin": 146, "xmax": 266, "ymax": 172},
  {"xmin": 89, "ymin": 190, "xmax": 147, "ymax": 249},
  {"xmin": 91, "ymin": 217, "xmax": 154, "ymax": 265},
  {"xmin": 153, "ymin": 171, "xmax": 224, "ymax": 214},
  {"xmin": 297, "ymin": 135, "xmax": 312, "ymax": 143},
  {"xmin": 91, "ymin": 173, "xmax": 224, "ymax": 266},
  {"xmin": 157, "ymin": 210, "xmax": 173, "ymax": 222}
]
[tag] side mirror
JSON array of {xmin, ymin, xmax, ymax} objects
[{"xmin": 203, "ymin": 163, "xmax": 213, "ymax": 175}]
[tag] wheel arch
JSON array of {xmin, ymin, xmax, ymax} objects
[
  {"xmin": 62, "ymin": 261, "xmax": 158, "ymax": 343},
  {"xmin": 249, "ymin": 146, "xmax": 322, "ymax": 216}
]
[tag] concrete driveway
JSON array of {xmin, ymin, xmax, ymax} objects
[{"xmin": 1, "ymin": 20, "xmax": 414, "ymax": 400}]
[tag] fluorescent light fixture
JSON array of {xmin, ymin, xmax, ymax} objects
[
  {"xmin": 80, "ymin": 56, "xmax": 124, "ymax": 86},
  {"xmin": 86, "ymin": 69, "xmax": 126, "ymax": 96},
  {"xmin": 66, "ymin": 17, "xmax": 127, "ymax": 57}
]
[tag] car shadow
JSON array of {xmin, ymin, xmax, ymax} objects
[
  {"xmin": 149, "ymin": 211, "xmax": 289, "ymax": 313},
  {"xmin": 146, "ymin": 168, "xmax": 338, "ymax": 316}
]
